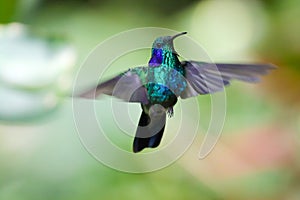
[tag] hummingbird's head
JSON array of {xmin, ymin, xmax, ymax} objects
[
  {"xmin": 152, "ymin": 32, "xmax": 187, "ymax": 54},
  {"xmin": 149, "ymin": 32, "xmax": 187, "ymax": 66}
]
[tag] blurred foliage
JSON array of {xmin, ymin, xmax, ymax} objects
[
  {"xmin": 0, "ymin": 0, "xmax": 17, "ymax": 23},
  {"xmin": 42, "ymin": 0, "xmax": 200, "ymax": 16},
  {"xmin": 0, "ymin": 0, "xmax": 300, "ymax": 199},
  {"xmin": 259, "ymin": 0, "xmax": 300, "ymax": 69}
]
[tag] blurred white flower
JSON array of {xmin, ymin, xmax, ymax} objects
[{"xmin": 0, "ymin": 23, "xmax": 76, "ymax": 121}]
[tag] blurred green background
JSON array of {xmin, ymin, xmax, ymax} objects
[{"xmin": 0, "ymin": 0, "xmax": 300, "ymax": 199}]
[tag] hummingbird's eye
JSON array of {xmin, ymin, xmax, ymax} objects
[{"xmin": 156, "ymin": 43, "xmax": 162, "ymax": 48}]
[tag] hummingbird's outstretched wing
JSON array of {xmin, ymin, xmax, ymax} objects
[
  {"xmin": 180, "ymin": 61, "xmax": 276, "ymax": 98},
  {"xmin": 77, "ymin": 67, "xmax": 149, "ymax": 104}
]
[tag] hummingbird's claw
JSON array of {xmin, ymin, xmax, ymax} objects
[{"xmin": 167, "ymin": 107, "xmax": 174, "ymax": 118}]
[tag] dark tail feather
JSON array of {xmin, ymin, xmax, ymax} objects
[{"xmin": 133, "ymin": 110, "xmax": 166, "ymax": 153}]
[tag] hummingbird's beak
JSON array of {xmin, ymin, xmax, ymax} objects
[{"xmin": 171, "ymin": 32, "xmax": 187, "ymax": 40}]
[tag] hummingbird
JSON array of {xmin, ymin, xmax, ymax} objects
[{"xmin": 78, "ymin": 32, "xmax": 275, "ymax": 153}]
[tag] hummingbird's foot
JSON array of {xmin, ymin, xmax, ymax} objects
[{"xmin": 167, "ymin": 107, "xmax": 174, "ymax": 118}]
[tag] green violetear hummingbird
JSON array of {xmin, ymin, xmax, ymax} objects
[{"xmin": 79, "ymin": 32, "xmax": 275, "ymax": 153}]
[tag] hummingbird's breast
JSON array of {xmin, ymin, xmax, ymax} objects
[{"xmin": 146, "ymin": 64, "xmax": 187, "ymax": 106}]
